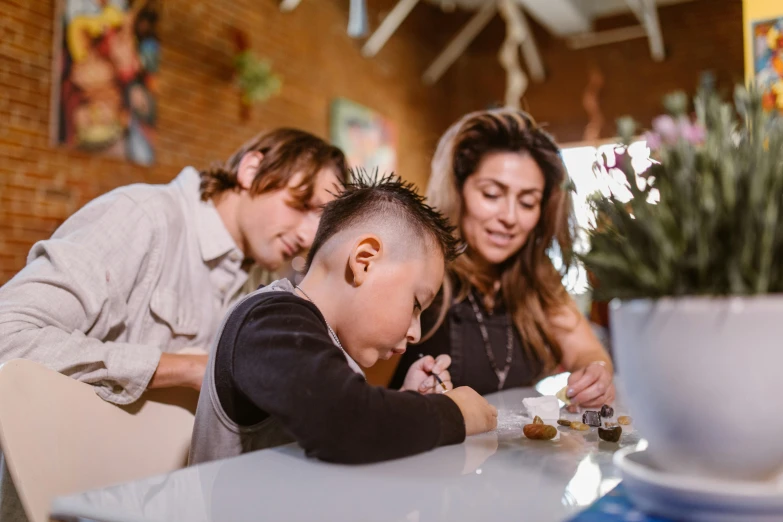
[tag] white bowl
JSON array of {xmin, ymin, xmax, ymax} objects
[{"xmin": 611, "ymin": 296, "xmax": 783, "ymax": 480}]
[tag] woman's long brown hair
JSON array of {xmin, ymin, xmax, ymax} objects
[{"xmin": 426, "ymin": 108, "xmax": 577, "ymax": 378}]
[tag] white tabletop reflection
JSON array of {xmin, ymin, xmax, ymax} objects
[{"xmin": 51, "ymin": 387, "xmax": 642, "ymax": 522}]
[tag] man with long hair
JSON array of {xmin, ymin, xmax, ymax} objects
[{"xmin": 0, "ymin": 128, "xmax": 347, "ymax": 403}]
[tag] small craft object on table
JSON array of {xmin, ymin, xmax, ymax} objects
[
  {"xmin": 522, "ymin": 395, "xmax": 560, "ymax": 422},
  {"xmin": 556, "ymin": 386, "xmax": 571, "ymax": 406}
]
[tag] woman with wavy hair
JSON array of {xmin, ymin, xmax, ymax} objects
[{"xmin": 390, "ymin": 109, "xmax": 614, "ymax": 407}]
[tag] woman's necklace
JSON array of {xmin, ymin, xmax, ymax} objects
[
  {"xmin": 467, "ymin": 290, "xmax": 514, "ymax": 390},
  {"xmin": 295, "ymin": 286, "xmax": 343, "ymax": 349}
]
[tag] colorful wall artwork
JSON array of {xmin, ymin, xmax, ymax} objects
[
  {"xmin": 52, "ymin": 0, "xmax": 160, "ymax": 165},
  {"xmin": 330, "ymin": 98, "xmax": 397, "ymax": 175},
  {"xmin": 752, "ymin": 16, "xmax": 783, "ymax": 112}
]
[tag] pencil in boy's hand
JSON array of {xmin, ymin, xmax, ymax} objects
[
  {"xmin": 418, "ymin": 353, "xmax": 449, "ymax": 393},
  {"xmin": 432, "ymin": 371, "xmax": 448, "ymax": 393}
]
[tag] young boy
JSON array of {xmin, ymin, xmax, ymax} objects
[{"xmin": 189, "ymin": 173, "xmax": 498, "ymax": 465}]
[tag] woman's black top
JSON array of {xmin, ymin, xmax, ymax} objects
[{"xmin": 390, "ymin": 289, "xmax": 544, "ymax": 395}]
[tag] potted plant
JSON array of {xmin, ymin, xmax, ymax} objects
[
  {"xmin": 581, "ymin": 84, "xmax": 783, "ymax": 481},
  {"xmin": 231, "ymin": 28, "xmax": 282, "ymax": 120}
]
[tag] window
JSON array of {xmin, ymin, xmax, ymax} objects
[{"xmin": 557, "ymin": 141, "xmax": 653, "ymax": 303}]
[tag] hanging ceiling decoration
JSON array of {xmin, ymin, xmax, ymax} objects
[
  {"xmin": 347, "ymin": 0, "xmax": 369, "ymax": 38},
  {"xmin": 280, "ymin": 0, "xmax": 693, "ymax": 108}
]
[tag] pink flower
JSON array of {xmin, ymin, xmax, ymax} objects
[
  {"xmin": 602, "ymin": 147, "xmax": 630, "ymax": 172},
  {"xmin": 652, "ymin": 115, "xmax": 679, "ymax": 143},
  {"xmin": 644, "ymin": 131, "xmax": 662, "ymax": 151},
  {"xmin": 613, "ymin": 148, "xmax": 628, "ymax": 170},
  {"xmin": 679, "ymin": 121, "xmax": 706, "ymax": 145}
]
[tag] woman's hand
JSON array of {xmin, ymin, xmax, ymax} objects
[
  {"xmin": 566, "ymin": 361, "xmax": 615, "ymax": 408},
  {"xmin": 549, "ymin": 301, "xmax": 615, "ymax": 409},
  {"xmin": 400, "ymin": 354, "xmax": 453, "ymax": 394}
]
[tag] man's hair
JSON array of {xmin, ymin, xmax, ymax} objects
[
  {"xmin": 306, "ymin": 170, "xmax": 462, "ymax": 270},
  {"xmin": 199, "ymin": 128, "xmax": 348, "ymax": 210}
]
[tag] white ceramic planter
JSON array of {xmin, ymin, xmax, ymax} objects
[{"xmin": 611, "ymin": 296, "xmax": 783, "ymax": 481}]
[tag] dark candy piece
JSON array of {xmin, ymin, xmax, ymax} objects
[
  {"xmin": 557, "ymin": 419, "xmax": 572, "ymax": 427},
  {"xmin": 600, "ymin": 405, "xmax": 614, "ymax": 418},
  {"xmin": 583, "ymin": 410, "xmax": 602, "ymax": 427},
  {"xmin": 598, "ymin": 426, "xmax": 622, "ymax": 443}
]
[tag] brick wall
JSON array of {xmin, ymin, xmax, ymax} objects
[
  {"xmin": 0, "ymin": 0, "xmax": 469, "ymax": 284},
  {"xmin": 0, "ymin": 0, "xmax": 745, "ymax": 284}
]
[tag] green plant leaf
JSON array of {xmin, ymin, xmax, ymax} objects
[
  {"xmin": 583, "ymin": 85, "xmax": 783, "ymax": 299},
  {"xmin": 234, "ymin": 50, "xmax": 282, "ymax": 104}
]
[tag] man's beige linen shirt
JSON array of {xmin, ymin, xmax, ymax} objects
[{"xmin": 0, "ymin": 168, "xmax": 249, "ymax": 404}]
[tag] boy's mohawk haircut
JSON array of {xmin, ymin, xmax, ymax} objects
[{"xmin": 306, "ymin": 168, "xmax": 463, "ymax": 270}]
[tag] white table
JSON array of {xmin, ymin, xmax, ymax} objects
[{"xmin": 51, "ymin": 387, "xmax": 642, "ymax": 522}]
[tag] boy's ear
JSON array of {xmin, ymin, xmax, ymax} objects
[
  {"xmin": 348, "ymin": 234, "xmax": 383, "ymax": 286},
  {"xmin": 237, "ymin": 151, "xmax": 264, "ymax": 190}
]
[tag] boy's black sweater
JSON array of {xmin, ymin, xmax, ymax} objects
[{"xmin": 214, "ymin": 291, "xmax": 466, "ymax": 464}]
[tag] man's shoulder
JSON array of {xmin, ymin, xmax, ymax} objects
[
  {"xmin": 88, "ymin": 168, "xmax": 200, "ymax": 236},
  {"xmin": 112, "ymin": 171, "xmax": 193, "ymax": 216}
]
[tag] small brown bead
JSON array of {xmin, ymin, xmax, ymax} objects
[
  {"xmin": 618, "ymin": 416, "xmax": 632, "ymax": 425},
  {"xmin": 523, "ymin": 424, "xmax": 557, "ymax": 440},
  {"xmin": 557, "ymin": 419, "xmax": 572, "ymax": 427},
  {"xmin": 570, "ymin": 421, "xmax": 589, "ymax": 431}
]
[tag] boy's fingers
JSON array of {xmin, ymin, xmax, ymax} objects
[
  {"xmin": 419, "ymin": 376, "xmax": 434, "ymax": 391},
  {"xmin": 433, "ymin": 371, "xmax": 453, "ymax": 393},
  {"xmin": 487, "ymin": 405, "xmax": 498, "ymax": 429},
  {"xmin": 421, "ymin": 356, "xmax": 435, "ymax": 372},
  {"xmin": 433, "ymin": 354, "xmax": 452, "ymax": 373}
]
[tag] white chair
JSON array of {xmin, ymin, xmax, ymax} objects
[{"xmin": 0, "ymin": 359, "xmax": 198, "ymax": 522}]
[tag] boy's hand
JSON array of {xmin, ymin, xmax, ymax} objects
[
  {"xmin": 447, "ymin": 386, "xmax": 498, "ymax": 436},
  {"xmin": 400, "ymin": 354, "xmax": 453, "ymax": 394}
]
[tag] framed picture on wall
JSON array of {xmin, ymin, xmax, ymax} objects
[
  {"xmin": 51, "ymin": 0, "xmax": 160, "ymax": 165},
  {"xmin": 330, "ymin": 98, "xmax": 397, "ymax": 175},
  {"xmin": 752, "ymin": 16, "xmax": 783, "ymax": 113}
]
